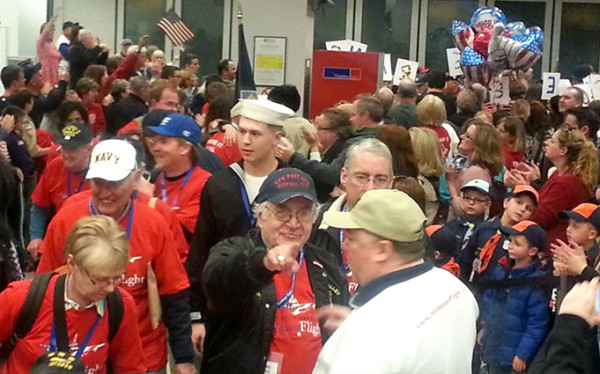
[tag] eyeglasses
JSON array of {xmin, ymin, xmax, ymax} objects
[
  {"xmin": 81, "ymin": 266, "xmax": 123, "ymax": 287},
  {"xmin": 461, "ymin": 194, "xmax": 490, "ymax": 204},
  {"xmin": 350, "ymin": 173, "xmax": 391, "ymax": 187},
  {"xmin": 266, "ymin": 205, "xmax": 316, "ymax": 224}
]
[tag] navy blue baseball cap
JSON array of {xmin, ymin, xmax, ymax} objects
[
  {"xmin": 148, "ymin": 114, "xmax": 201, "ymax": 145},
  {"xmin": 500, "ymin": 220, "xmax": 547, "ymax": 252},
  {"xmin": 255, "ymin": 168, "xmax": 318, "ymax": 205}
]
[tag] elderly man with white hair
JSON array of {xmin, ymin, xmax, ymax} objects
[{"xmin": 69, "ymin": 28, "xmax": 109, "ymax": 87}]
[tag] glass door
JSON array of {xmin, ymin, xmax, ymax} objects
[{"xmin": 552, "ymin": 0, "xmax": 600, "ymax": 79}]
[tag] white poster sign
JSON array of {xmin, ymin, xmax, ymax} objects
[
  {"xmin": 382, "ymin": 54, "xmax": 393, "ymax": 82},
  {"xmin": 254, "ymin": 36, "xmax": 286, "ymax": 86},
  {"xmin": 446, "ymin": 48, "xmax": 463, "ymax": 77},
  {"xmin": 490, "ymin": 75, "xmax": 510, "ymax": 105},
  {"xmin": 325, "ymin": 39, "xmax": 367, "ymax": 52},
  {"xmin": 558, "ymin": 79, "xmax": 572, "ymax": 95},
  {"xmin": 589, "ymin": 74, "xmax": 600, "ymax": 101},
  {"xmin": 541, "ymin": 73, "xmax": 561, "ymax": 100},
  {"xmin": 392, "ymin": 58, "xmax": 419, "ymax": 85}
]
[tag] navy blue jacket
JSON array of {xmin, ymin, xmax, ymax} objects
[
  {"xmin": 481, "ymin": 258, "xmax": 550, "ymax": 368},
  {"xmin": 458, "ymin": 217, "xmax": 510, "ymax": 282}
]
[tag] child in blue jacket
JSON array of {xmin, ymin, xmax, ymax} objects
[{"xmin": 480, "ymin": 220, "xmax": 550, "ymax": 374}]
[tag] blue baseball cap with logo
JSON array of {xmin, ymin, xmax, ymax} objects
[{"xmin": 148, "ymin": 114, "xmax": 201, "ymax": 145}]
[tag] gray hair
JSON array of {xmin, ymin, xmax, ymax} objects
[
  {"xmin": 397, "ymin": 79, "xmax": 417, "ymax": 99},
  {"xmin": 78, "ymin": 29, "xmax": 95, "ymax": 42},
  {"xmin": 343, "ymin": 138, "xmax": 393, "ymax": 170},
  {"xmin": 129, "ymin": 76, "xmax": 149, "ymax": 95}
]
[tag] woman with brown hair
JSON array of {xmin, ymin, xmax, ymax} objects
[
  {"xmin": 496, "ymin": 116, "xmax": 527, "ymax": 170},
  {"xmin": 506, "ymin": 128, "xmax": 599, "ymax": 246},
  {"xmin": 447, "ymin": 118, "xmax": 505, "ymax": 217},
  {"xmin": 374, "ymin": 125, "xmax": 419, "ymax": 178}
]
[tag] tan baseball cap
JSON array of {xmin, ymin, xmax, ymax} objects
[{"xmin": 324, "ymin": 189, "xmax": 426, "ymax": 242}]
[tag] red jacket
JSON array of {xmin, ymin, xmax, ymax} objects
[
  {"xmin": 86, "ymin": 102, "xmax": 106, "ymax": 136},
  {"xmin": 530, "ymin": 172, "xmax": 591, "ymax": 249},
  {"xmin": 100, "ymin": 53, "xmax": 139, "ymax": 100}
]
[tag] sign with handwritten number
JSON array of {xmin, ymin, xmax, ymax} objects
[
  {"xmin": 588, "ymin": 74, "xmax": 600, "ymax": 100},
  {"xmin": 490, "ymin": 75, "xmax": 510, "ymax": 105},
  {"xmin": 542, "ymin": 73, "xmax": 560, "ymax": 100},
  {"xmin": 446, "ymin": 48, "xmax": 463, "ymax": 77}
]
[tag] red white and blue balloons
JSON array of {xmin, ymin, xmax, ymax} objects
[{"xmin": 451, "ymin": 6, "xmax": 544, "ymax": 87}]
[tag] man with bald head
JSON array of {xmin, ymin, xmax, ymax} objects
[{"xmin": 388, "ymin": 79, "xmax": 417, "ymax": 128}]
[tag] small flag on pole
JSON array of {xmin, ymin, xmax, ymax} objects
[{"xmin": 157, "ymin": 9, "xmax": 194, "ymax": 46}]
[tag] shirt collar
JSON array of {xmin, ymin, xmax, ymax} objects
[
  {"xmin": 64, "ymin": 275, "xmax": 105, "ymax": 316},
  {"xmin": 349, "ymin": 261, "xmax": 433, "ymax": 308}
]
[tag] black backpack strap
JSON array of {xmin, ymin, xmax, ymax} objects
[
  {"xmin": 13, "ymin": 273, "xmax": 54, "ymax": 341},
  {"xmin": 106, "ymin": 289, "xmax": 124, "ymax": 342},
  {"xmin": 52, "ymin": 274, "xmax": 69, "ymax": 352}
]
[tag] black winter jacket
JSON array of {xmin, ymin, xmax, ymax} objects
[
  {"xmin": 186, "ymin": 160, "xmax": 287, "ymax": 318},
  {"xmin": 200, "ymin": 231, "xmax": 348, "ymax": 374}
]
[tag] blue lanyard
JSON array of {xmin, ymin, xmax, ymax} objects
[
  {"xmin": 66, "ymin": 170, "xmax": 87, "ymax": 197},
  {"xmin": 89, "ymin": 198, "xmax": 134, "ymax": 238},
  {"xmin": 240, "ymin": 183, "xmax": 257, "ymax": 227},
  {"xmin": 275, "ymin": 248, "xmax": 305, "ymax": 309},
  {"xmin": 50, "ymin": 313, "xmax": 101, "ymax": 358},
  {"xmin": 339, "ymin": 204, "xmax": 350, "ymax": 273},
  {"xmin": 160, "ymin": 167, "xmax": 194, "ymax": 209}
]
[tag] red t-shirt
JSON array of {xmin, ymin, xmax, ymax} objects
[
  {"xmin": 152, "ymin": 166, "xmax": 212, "ymax": 235},
  {"xmin": 423, "ymin": 124, "xmax": 451, "ymax": 159},
  {"xmin": 0, "ymin": 277, "xmax": 145, "ymax": 374},
  {"xmin": 86, "ymin": 102, "xmax": 106, "ymax": 136},
  {"xmin": 267, "ymin": 259, "xmax": 322, "ymax": 374},
  {"xmin": 63, "ymin": 190, "xmax": 190, "ymax": 262},
  {"xmin": 205, "ymin": 132, "xmax": 242, "ymax": 166},
  {"xmin": 31, "ymin": 156, "xmax": 90, "ymax": 211},
  {"xmin": 37, "ymin": 199, "xmax": 190, "ymax": 371}
]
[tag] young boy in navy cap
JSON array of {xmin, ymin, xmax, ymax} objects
[
  {"xmin": 426, "ymin": 224, "xmax": 461, "ymax": 277},
  {"xmin": 459, "ymin": 185, "xmax": 539, "ymax": 282},
  {"xmin": 479, "ymin": 220, "xmax": 550, "ymax": 374}
]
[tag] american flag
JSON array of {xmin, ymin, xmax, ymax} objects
[{"xmin": 157, "ymin": 10, "xmax": 194, "ymax": 46}]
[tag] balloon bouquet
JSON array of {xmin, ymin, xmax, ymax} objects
[{"xmin": 452, "ymin": 6, "xmax": 544, "ymax": 87}]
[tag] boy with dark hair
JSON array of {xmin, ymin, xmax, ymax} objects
[
  {"xmin": 480, "ymin": 220, "xmax": 550, "ymax": 374},
  {"xmin": 426, "ymin": 224, "xmax": 460, "ymax": 277},
  {"xmin": 459, "ymin": 185, "xmax": 539, "ymax": 282}
]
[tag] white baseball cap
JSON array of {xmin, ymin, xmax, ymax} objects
[
  {"xmin": 239, "ymin": 99, "xmax": 294, "ymax": 127},
  {"xmin": 86, "ymin": 139, "xmax": 137, "ymax": 182},
  {"xmin": 460, "ymin": 178, "xmax": 491, "ymax": 196}
]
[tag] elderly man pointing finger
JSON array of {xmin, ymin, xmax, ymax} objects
[{"xmin": 201, "ymin": 168, "xmax": 348, "ymax": 374}]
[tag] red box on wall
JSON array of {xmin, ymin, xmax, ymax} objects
[{"xmin": 309, "ymin": 50, "xmax": 382, "ymax": 119}]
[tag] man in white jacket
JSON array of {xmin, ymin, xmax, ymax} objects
[{"xmin": 313, "ymin": 189, "xmax": 479, "ymax": 374}]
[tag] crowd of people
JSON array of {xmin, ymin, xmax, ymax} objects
[{"xmin": 0, "ymin": 14, "xmax": 599, "ymax": 374}]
